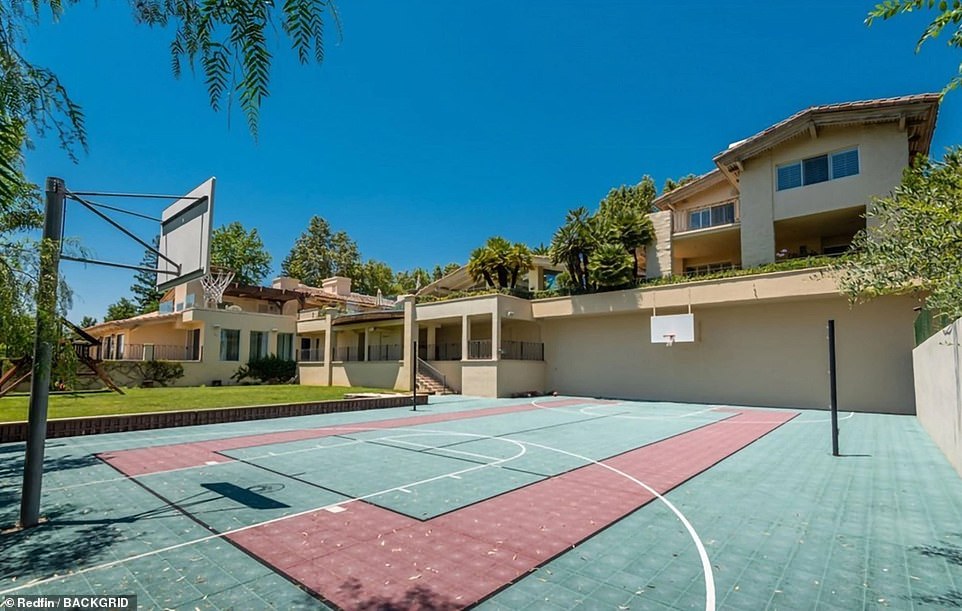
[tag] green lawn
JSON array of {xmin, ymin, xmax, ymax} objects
[{"xmin": 0, "ymin": 385, "xmax": 396, "ymax": 422}]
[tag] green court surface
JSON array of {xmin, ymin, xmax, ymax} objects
[{"xmin": 0, "ymin": 395, "xmax": 960, "ymax": 610}]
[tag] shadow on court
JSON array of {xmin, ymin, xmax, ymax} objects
[
  {"xmin": 340, "ymin": 578, "xmax": 461, "ymax": 611},
  {"xmin": 0, "ymin": 515, "xmax": 122, "ymax": 579}
]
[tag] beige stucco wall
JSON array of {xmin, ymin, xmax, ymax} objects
[
  {"xmin": 739, "ymin": 123, "xmax": 908, "ymax": 267},
  {"xmin": 670, "ymin": 179, "xmax": 739, "ymax": 230},
  {"xmin": 913, "ymin": 319, "xmax": 962, "ymax": 477},
  {"xmin": 645, "ymin": 210, "xmax": 672, "ymax": 279},
  {"xmin": 298, "ymin": 362, "xmax": 328, "ymax": 386},
  {"xmin": 771, "ymin": 124, "xmax": 906, "ymax": 222},
  {"xmin": 331, "ymin": 362, "xmax": 403, "ymax": 390},
  {"xmin": 540, "ymin": 294, "xmax": 917, "ymax": 413},
  {"xmin": 498, "ymin": 361, "xmax": 545, "ymax": 397},
  {"xmin": 501, "ymin": 320, "xmax": 542, "ymax": 342},
  {"xmin": 462, "ymin": 362, "xmax": 499, "ymax": 397}
]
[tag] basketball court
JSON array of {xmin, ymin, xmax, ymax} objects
[{"xmin": 3, "ymin": 395, "xmax": 962, "ymax": 609}]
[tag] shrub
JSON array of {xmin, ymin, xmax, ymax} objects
[
  {"xmin": 139, "ymin": 360, "xmax": 185, "ymax": 387},
  {"xmin": 233, "ymin": 354, "xmax": 296, "ymax": 384}
]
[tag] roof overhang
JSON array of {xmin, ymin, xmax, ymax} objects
[
  {"xmin": 652, "ymin": 169, "xmax": 729, "ymax": 211},
  {"xmin": 713, "ymin": 94, "xmax": 941, "ymax": 180}
]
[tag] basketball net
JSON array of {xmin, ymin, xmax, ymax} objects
[
  {"xmin": 201, "ymin": 267, "xmax": 235, "ymax": 307},
  {"xmin": 663, "ymin": 333, "xmax": 676, "ymax": 347}
]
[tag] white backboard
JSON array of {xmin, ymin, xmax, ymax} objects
[
  {"xmin": 650, "ymin": 313, "xmax": 695, "ymax": 344},
  {"xmin": 157, "ymin": 178, "xmax": 215, "ymax": 292}
]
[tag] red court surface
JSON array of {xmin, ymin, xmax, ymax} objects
[
  {"xmin": 204, "ymin": 408, "xmax": 796, "ymax": 608},
  {"xmin": 97, "ymin": 398, "xmax": 616, "ymax": 476}
]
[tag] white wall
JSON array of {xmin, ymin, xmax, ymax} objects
[{"xmin": 914, "ymin": 318, "xmax": 962, "ymax": 477}]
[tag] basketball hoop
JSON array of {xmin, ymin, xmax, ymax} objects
[
  {"xmin": 663, "ymin": 333, "xmax": 676, "ymax": 347},
  {"xmin": 200, "ymin": 267, "xmax": 234, "ymax": 307}
]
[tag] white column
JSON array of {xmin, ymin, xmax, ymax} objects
[
  {"xmin": 491, "ymin": 311, "xmax": 500, "ymax": 361},
  {"xmin": 461, "ymin": 314, "xmax": 470, "ymax": 361}
]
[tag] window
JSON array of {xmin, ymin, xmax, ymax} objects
[
  {"xmin": 277, "ymin": 333, "xmax": 294, "ymax": 360},
  {"xmin": 220, "ymin": 329, "xmax": 240, "ymax": 361},
  {"xmin": 116, "ymin": 334, "xmax": 125, "ymax": 359},
  {"xmin": 250, "ymin": 330, "xmax": 269, "ymax": 359},
  {"xmin": 687, "ymin": 201, "xmax": 736, "ymax": 231},
  {"xmin": 185, "ymin": 293, "xmax": 196, "ymax": 308},
  {"xmin": 159, "ymin": 301, "xmax": 173, "ymax": 313},
  {"xmin": 777, "ymin": 148, "xmax": 859, "ymax": 191}
]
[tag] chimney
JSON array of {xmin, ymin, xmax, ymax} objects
[
  {"xmin": 322, "ymin": 276, "xmax": 352, "ymax": 296},
  {"xmin": 272, "ymin": 276, "xmax": 301, "ymax": 291}
]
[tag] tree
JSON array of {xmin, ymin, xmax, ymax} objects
[
  {"xmin": 79, "ymin": 315, "xmax": 98, "ymax": 328},
  {"xmin": 432, "ymin": 263, "xmax": 461, "ymax": 280},
  {"xmin": 836, "ymin": 149, "xmax": 962, "ymax": 321},
  {"xmin": 130, "ymin": 235, "xmax": 164, "ymax": 314},
  {"xmin": 210, "ymin": 222, "xmax": 272, "ymax": 286},
  {"xmin": 598, "ymin": 206, "xmax": 655, "ymax": 279},
  {"xmin": 468, "ymin": 237, "xmax": 533, "ymax": 290},
  {"xmin": 662, "ymin": 174, "xmax": 698, "ymax": 194},
  {"xmin": 104, "ymin": 297, "xmax": 137, "ymax": 322},
  {"xmin": 598, "ymin": 176, "xmax": 658, "ymax": 215},
  {"xmin": 588, "ymin": 242, "xmax": 635, "ymax": 289},
  {"xmin": 867, "ymin": 1, "xmax": 962, "ymax": 94},
  {"xmin": 354, "ymin": 260, "xmax": 398, "ymax": 296},
  {"xmin": 395, "ymin": 268, "xmax": 432, "ymax": 294},
  {"xmin": 282, "ymin": 216, "xmax": 361, "ymax": 286},
  {"xmin": 1, "ymin": 0, "xmax": 336, "ymax": 364},
  {"xmin": 549, "ymin": 207, "xmax": 596, "ymax": 291}
]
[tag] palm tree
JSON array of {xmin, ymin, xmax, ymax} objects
[
  {"xmin": 588, "ymin": 242, "xmax": 634, "ymax": 289},
  {"xmin": 468, "ymin": 237, "xmax": 534, "ymax": 289},
  {"xmin": 506, "ymin": 243, "xmax": 533, "ymax": 288},
  {"xmin": 550, "ymin": 207, "xmax": 594, "ymax": 291},
  {"xmin": 600, "ymin": 207, "xmax": 655, "ymax": 278}
]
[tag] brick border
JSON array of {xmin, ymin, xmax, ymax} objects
[{"xmin": 0, "ymin": 394, "xmax": 428, "ymax": 443}]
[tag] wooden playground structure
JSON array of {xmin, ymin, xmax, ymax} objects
[{"xmin": 0, "ymin": 319, "xmax": 124, "ymax": 398}]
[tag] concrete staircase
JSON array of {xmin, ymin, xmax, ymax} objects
[{"xmin": 416, "ymin": 372, "xmax": 455, "ymax": 395}]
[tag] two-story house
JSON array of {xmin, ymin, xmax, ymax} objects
[{"xmin": 297, "ymin": 94, "xmax": 939, "ymax": 414}]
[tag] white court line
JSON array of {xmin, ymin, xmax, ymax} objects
[
  {"xmin": 0, "ymin": 430, "xmax": 527, "ymax": 596},
  {"xmin": 3, "ymin": 421, "xmax": 716, "ymax": 611}
]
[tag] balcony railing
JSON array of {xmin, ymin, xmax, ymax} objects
[
  {"xmin": 467, "ymin": 340, "xmax": 492, "ymax": 360},
  {"xmin": 418, "ymin": 342, "xmax": 462, "ymax": 361},
  {"xmin": 367, "ymin": 344, "xmax": 402, "ymax": 362},
  {"xmin": 333, "ymin": 346, "xmax": 362, "ymax": 362},
  {"xmin": 298, "ymin": 348, "xmax": 325, "ymax": 362},
  {"xmin": 102, "ymin": 344, "xmax": 200, "ymax": 361},
  {"xmin": 500, "ymin": 340, "xmax": 544, "ymax": 361}
]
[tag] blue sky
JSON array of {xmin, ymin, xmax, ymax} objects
[{"xmin": 21, "ymin": 1, "xmax": 962, "ymax": 321}]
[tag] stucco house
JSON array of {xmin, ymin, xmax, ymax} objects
[
  {"xmin": 84, "ymin": 275, "xmax": 389, "ymax": 387},
  {"xmin": 296, "ymin": 94, "xmax": 940, "ymax": 415}
]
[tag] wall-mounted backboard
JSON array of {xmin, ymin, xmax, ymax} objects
[{"xmin": 650, "ymin": 313, "xmax": 695, "ymax": 344}]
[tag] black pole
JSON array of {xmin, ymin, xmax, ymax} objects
[
  {"xmin": 20, "ymin": 177, "xmax": 66, "ymax": 528},
  {"xmin": 411, "ymin": 340, "xmax": 418, "ymax": 411},
  {"xmin": 828, "ymin": 319, "xmax": 840, "ymax": 457}
]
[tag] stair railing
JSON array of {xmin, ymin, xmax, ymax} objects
[{"xmin": 417, "ymin": 357, "xmax": 459, "ymax": 394}]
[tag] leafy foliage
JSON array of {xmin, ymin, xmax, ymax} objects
[
  {"xmin": 468, "ymin": 237, "xmax": 533, "ymax": 289},
  {"xmin": 588, "ymin": 242, "xmax": 634, "ymax": 288},
  {"xmin": 79, "ymin": 315, "xmax": 97, "ymax": 328},
  {"xmin": 130, "ymin": 235, "xmax": 164, "ymax": 314},
  {"xmin": 549, "ymin": 196, "xmax": 654, "ymax": 293},
  {"xmin": 232, "ymin": 354, "xmax": 296, "ymax": 384},
  {"xmin": 210, "ymin": 221, "xmax": 272, "ymax": 285},
  {"xmin": 138, "ymin": 359, "xmax": 185, "ymax": 387},
  {"xmin": 104, "ymin": 297, "xmax": 137, "ymax": 322},
  {"xmin": 282, "ymin": 216, "xmax": 360, "ymax": 286},
  {"xmin": 132, "ymin": 0, "xmax": 340, "ymax": 137},
  {"xmin": 598, "ymin": 176, "xmax": 657, "ymax": 215},
  {"xmin": 836, "ymin": 150, "xmax": 962, "ymax": 320},
  {"xmin": 867, "ymin": 0, "xmax": 962, "ymax": 94},
  {"xmin": 662, "ymin": 173, "xmax": 698, "ymax": 193}
]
